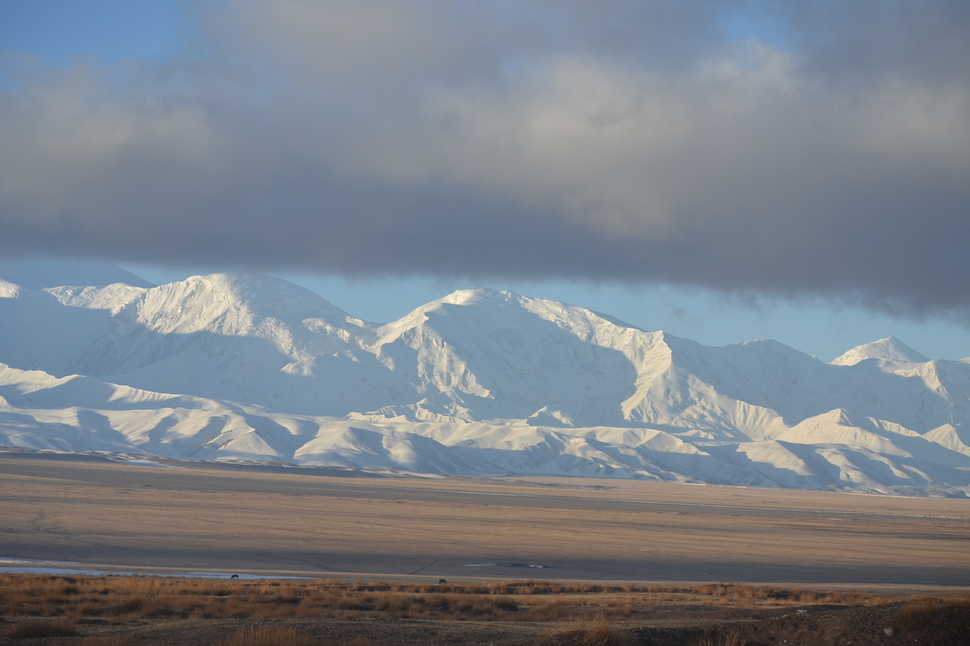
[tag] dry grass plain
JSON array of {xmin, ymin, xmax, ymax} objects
[
  {"xmin": 1, "ymin": 452, "xmax": 969, "ymax": 586},
  {"xmin": 1, "ymin": 572, "xmax": 969, "ymax": 645}
]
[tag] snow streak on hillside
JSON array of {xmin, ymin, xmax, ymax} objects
[{"xmin": 1, "ymin": 260, "xmax": 969, "ymax": 496}]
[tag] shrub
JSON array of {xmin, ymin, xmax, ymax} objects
[
  {"xmin": 541, "ymin": 616, "xmax": 627, "ymax": 646},
  {"xmin": 893, "ymin": 597, "xmax": 970, "ymax": 645},
  {"xmin": 576, "ymin": 616, "xmax": 626, "ymax": 646}
]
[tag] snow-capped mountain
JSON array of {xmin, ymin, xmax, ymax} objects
[
  {"xmin": 1, "ymin": 259, "xmax": 969, "ymax": 496},
  {"xmin": 831, "ymin": 337, "xmax": 930, "ymax": 366}
]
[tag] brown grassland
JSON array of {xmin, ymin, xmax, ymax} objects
[{"xmin": 1, "ymin": 573, "xmax": 968, "ymax": 645}]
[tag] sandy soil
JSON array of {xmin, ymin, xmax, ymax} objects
[{"xmin": 1, "ymin": 453, "xmax": 969, "ymax": 586}]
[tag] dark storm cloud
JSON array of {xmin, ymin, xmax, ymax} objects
[{"xmin": 0, "ymin": 0, "xmax": 968, "ymax": 315}]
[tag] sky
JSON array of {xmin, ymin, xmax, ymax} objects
[{"xmin": 1, "ymin": 1, "xmax": 968, "ymax": 362}]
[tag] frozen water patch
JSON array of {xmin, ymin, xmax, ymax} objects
[
  {"xmin": 0, "ymin": 557, "xmax": 305, "ymax": 579},
  {"xmin": 369, "ymin": 470, "xmax": 447, "ymax": 479},
  {"xmin": 0, "ymin": 566, "xmax": 305, "ymax": 579},
  {"xmin": 1, "ymin": 566, "xmax": 134, "ymax": 576},
  {"xmin": 177, "ymin": 572, "xmax": 307, "ymax": 580},
  {"xmin": 119, "ymin": 459, "xmax": 179, "ymax": 468},
  {"xmin": 0, "ymin": 558, "xmax": 80, "ymax": 566}
]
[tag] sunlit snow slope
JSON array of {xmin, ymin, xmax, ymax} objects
[{"xmin": 1, "ymin": 260, "xmax": 969, "ymax": 495}]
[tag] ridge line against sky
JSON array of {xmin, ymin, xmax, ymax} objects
[
  {"xmin": 1, "ymin": 1, "xmax": 968, "ymax": 361},
  {"xmin": 115, "ymin": 262, "xmax": 967, "ymax": 364}
]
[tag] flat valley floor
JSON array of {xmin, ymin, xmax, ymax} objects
[{"xmin": 2, "ymin": 453, "xmax": 969, "ymax": 587}]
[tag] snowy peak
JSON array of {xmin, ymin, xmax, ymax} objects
[
  {"xmin": 370, "ymin": 288, "xmax": 666, "ymax": 426},
  {"xmin": 0, "ymin": 280, "xmax": 19, "ymax": 298},
  {"xmin": 424, "ymin": 288, "xmax": 645, "ymax": 345},
  {"xmin": 438, "ymin": 287, "xmax": 518, "ymax": 307},
  {"xmin": 377, "ymin": 288, "xmax": 637, "ymax": 345},
  {"xmin": 47, "ymin": 283, "xmax": 147, "ymax": 315},
  {"xmin": 832, "ymin": 337, "xmax": 929, "ymax": 366},
  {"xmin": 137, "ymin": 273, "xmax": 366, "ymax": 337}
]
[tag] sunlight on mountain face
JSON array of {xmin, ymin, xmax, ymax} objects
[{"xmin": 1, "ymin": 260, "xmax": 968, "ymax": 497}]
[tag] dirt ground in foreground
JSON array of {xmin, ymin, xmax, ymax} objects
[{"xmin": 3, "ymin": 601, "xmax": 969, "ymax": 646}]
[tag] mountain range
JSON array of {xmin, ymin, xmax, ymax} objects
[{"xmin": 1, "ymin": 259, "xmax": 969, "ymax": 496}]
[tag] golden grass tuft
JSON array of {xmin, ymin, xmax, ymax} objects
[
  {"xmin": 539, "ymin": 615, "xmax": 627, "ymax": 646},
  {"xmin": 573, "ymin": 616, "xmax": 627, "ymax": 646}
]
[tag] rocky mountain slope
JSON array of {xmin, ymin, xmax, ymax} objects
[{"xmin": 1, "ymin": 259, "xmax": 968, "ymax": 495}]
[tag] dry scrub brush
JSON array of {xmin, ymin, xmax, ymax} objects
[
  {"xmin": 0, "ymin": 573, "xmax": 926, "ymax": 628},
  {"xmin": 0, "ymin": 574, "xmax": 526, "ymax": 623},
  {"xmin": 891, "ymin": 595, "xmax": 970, "ymax": 644},
  {"xmin": 536, "ymin": 615, "xmax": 628, "ymax": 646}
]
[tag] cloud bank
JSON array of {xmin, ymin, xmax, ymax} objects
[{"xmin": 1, "ymin": 0, "xmax": 968, "ymax": 315}]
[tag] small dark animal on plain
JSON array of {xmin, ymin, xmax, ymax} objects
[
  {"xmin": 439, "ymin": 579, "xmax": 447, "ymax": 584},
  {"xmin": 230, "ymin": 574, "xmax": 239, "ymax": 579}
]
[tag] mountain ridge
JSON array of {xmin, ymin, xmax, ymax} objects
[{"xmin": 0, "ymin": 260, "xmax": 968, "ymax": 496}]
